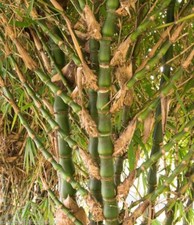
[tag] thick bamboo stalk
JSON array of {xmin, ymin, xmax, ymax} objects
[
  {"xmin": 51, "ymin": 28, "xmax": 76, "ymax": 200},
  {"xmin": 55, "ymin": 97, "xmax": 76, "ymax": 199},
  {"xmin": 97, "ymin": 1, "xmax": 120, "ymax": 224},
  {"xmin": 88, "ymin": 39, "xmax": 102, "ymax": 225}
]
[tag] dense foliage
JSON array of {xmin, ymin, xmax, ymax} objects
[{"xmin": 0, "ymin": 0, "xmax": 193, "ymax": 224}]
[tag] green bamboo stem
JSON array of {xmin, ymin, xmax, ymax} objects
[
  {"xmin": 127, "ymin": 41, "xmax": 171, "ymax": 88},
  {"xmin": 47, "ymin": 188, "xmax": 83, "ymax": 225},
  {"xmin": 34, "ymin": 69, "xmax": 81, "ymax": 113},
  {"xmin": 51, "ymin": 27, "xmax": 76, "ymax": 200},
  {"xmin": 147, "ymin": 1, "xmax": 175, "ymax": 219},
  {"xmin": 88, "ymin": 38, "xmax": 102, "ymax": 225},
  {"xmin": 34, "ymin": 28, "xmax": 71, "ymax": 92},
  {"xmin": 114, "ymin": 106, "xmax": 130, "ymax": 186},
  {"xmin": 114, "ymin": 156, "xmax": 123, "ymax": 186},
  {"xmin": 97, "ymin": 1, "xmax": 120, "ymax": 224},
  {"xmin": 55, "ymin": 97, "xmax": 76, "ymax": 199}
]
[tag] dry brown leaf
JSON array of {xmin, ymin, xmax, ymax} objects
[
  {"xmin": 71, "ymin": 86, "xmax": 82, "ymax": 105},
  {"xmin": 82, "ymin": 64, "xmax": 98, "ymax": 90},
  {"xmin": 124, "ymin": 89, "xmax": 134, "ymax": 107},
  {"xmin": 123, "ymin": 200, "xmax": 150, "ymax": 225},
  {"xmin": 80, "ymin": 109, "xmax": 98, "ymax": 137},
  {"xmin": 115, "ymin": 63, "xmax": 133, "ymax": 87},
  {"xmin": 14, "ymin": 40, "xmax": 38, "ymax": 70},
  {"xmin": 114, "ymin": 118, "xmax": 137, "ymax": 156},
  {"xmin": 55, "ymin": 196, "xmax": 87, "ymax": 225},
  {"xmin": 120, "ymin": 0, "xmax": 137, "ymax": 11},
  {"xmin": 110, "ymin": 37, "xmax": 132, "ymax": 66},
  {"xmin": 50, "ymin": 0, "xmax": 63, "ymax": 11},
  {"xmin": 52, "ymin": 61, "xmax": 76, "ymax": 84},
  {"xmin": 63, "ymin": 196, "xmax": 79, "ymax": 212},
  {"xmin": 75, "ymin": 30, "xmax": 88, "ymax": 40},
  {"xmin": 1, "ymin": 15, "xmax": 37, "ymax": 70},
  {"xmin": 143, "ymin": 112, "xmax": 155, "ymax": 143},
  {"xmin": 63, "ymin": 15, "xmax": 85, "ymax": 64},
  {"xmin": 110, "ymin": 89, "xmax": 133, "ymax": 113},
  {"xmin": 117, "ymin": 170, "xmax": 136, "ymax": 200},
  {"xmin": 74, "ymin": 207, "xmax": 87, "ymax": 225},
  {"xmin": 161, "ymin": 95, "xmax": 171, "ymax": 134},
  {"xmin": 182, "ymin": 49, "xmax": 194, "ymax": 69},
  {"xmin": 83, "ymin": 5, "xmax": 102, "ymax": 40},
  {"xmin": 110, "ymin": 89, "xmax": 126, "ymax": 113},
  {"xmin": 79, "ymin": 148, "xmax": 100, "ymax": 180},
  {"xmin": 85, "ymin": 194, "xmax": 103, "ymax": 222},
  {"xmin": 170, "ymin": 23, "xmax": 185, "ymax": 43}
]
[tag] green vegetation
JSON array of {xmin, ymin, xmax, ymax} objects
[{"xmin": 0, "ymin": 0, "xmax": 193, "ymax": 224}]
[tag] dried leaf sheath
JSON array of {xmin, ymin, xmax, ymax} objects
[
  {"xmin": 79, "ymin": 148, "xmax": 100, "ymax": 180},
  {"xmin": 114, "ymin": 118, "xmax": 137, "ymax": 156},
  {"xmin": 55, "ymin": 196, "xmax": 87, "ymax": 225},
  {"xmin": 83, "ymin": 5, "xmax": 102, "ymax": 40}
]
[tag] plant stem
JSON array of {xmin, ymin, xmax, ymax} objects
[
  {"xmin": 88, "ymin": 39, "xmax": 102, "ymax": 225},
  {"xmin": 51, "ymin": 26, "xmax": 76, "ymax": 200},
  {"xmin": 147, "ymin": 0, "xmax": 175, "ymax": 219},
  {"xmin": 97, "ymin": 1, "xmax": 120, "ymax": 224}
]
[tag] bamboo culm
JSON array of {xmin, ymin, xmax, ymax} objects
[
  {"xmin": 88, "ymin": 39, "xmax": 102, "ymax": 225},
  {"xmin": 97, "ymin": 1, "xmax": 120, "ymax": 224},
  {"xmin": 52, "ymin": 27, "xmax": 76, "ymax": 200}
]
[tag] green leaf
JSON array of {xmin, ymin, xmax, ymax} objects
[
  {"xmin": 151, "ymin": 219, "xmax": 161, "ymax": 225},
  {"xmin": 27, "ymin": 0, "xmax": 34, "ymax": 16},
  {"xmin": 128, "ymin": 141, "xmax": 136, "ymax": 171}
]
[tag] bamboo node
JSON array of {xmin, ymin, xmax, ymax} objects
[
  {"xmin": 56, "ymin": 90, "xmax": 62, "ymax": 96},
  {"xmin": 54, "ymin": 125, "xmax": 59, "ymax": 131},
  {"xmin": 99, "ymin": 155, "xmax": 113, "ymax": 159},
  {"xmin": 99, "ymin": 64, "xmax": 110, "ymax": 68},
  {"xmin": 47, "ymin": 157, "xmax": 53, "ymax": 162},
  {"xmin": 29, "ymin": 133, "xmax": 35, "ymax": 140},
  {"xmin": 161, "ymin": 149, "xmax": 165, "ymax": 155},
  {"xmin": 101, "ymin": 177, "xmax": 114, "ymax": 182}
]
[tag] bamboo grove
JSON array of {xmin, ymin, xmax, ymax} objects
[{"xmin": 0, "ymin": 0, "xmax": 193, "ymax": 224}]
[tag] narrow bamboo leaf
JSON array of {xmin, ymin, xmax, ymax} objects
[
  {"xmin": 127, "ymin": 141, "xmax": 136, "ymax": 171},
  {"xmin": 11, "ymin": 113, "xmax": 18, "ymax": 131},
  {"xmin": 175, "ymin": 91, "xmax": 188, "ymax": 115},
  {"xmin": 27, "ymin": 0, "xmax": 34, "ymax": 15},
  {"xmin": 151, "ymin": 219, "xmax": 161, "ymax": 225}
]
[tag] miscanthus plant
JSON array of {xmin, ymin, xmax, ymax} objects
[{"xmin": 0, "ymin": 0, "xmax": 193, "ymax": 224}]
